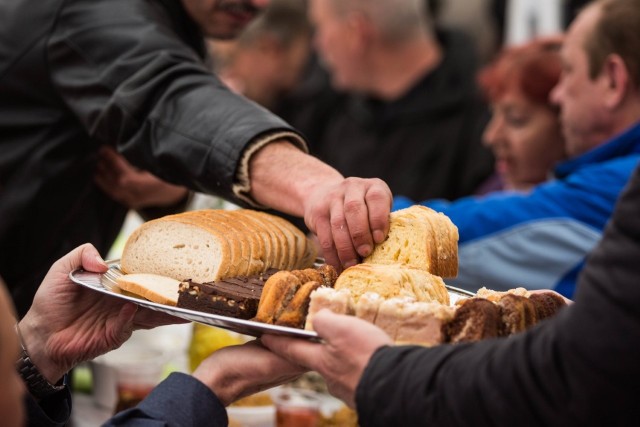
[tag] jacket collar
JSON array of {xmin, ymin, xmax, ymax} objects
[{"xmin": 555, "ymin": 121, "xmax": 640, "ymax": 178}]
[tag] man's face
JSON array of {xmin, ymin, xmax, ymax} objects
[
  {"xmin": 182, "ymin": 0, "xmax": 270, "ymax": 40},
  {"xmin": 309, "ymin": 0, "xmax": 365, "ymax": 91},
  {"xmin": 550, "ymin": 5, "xmax": 611, "ymax": 157},
  {"xmin": 0, "ymin": 284, "xmax": 25, "ymax": 427}
]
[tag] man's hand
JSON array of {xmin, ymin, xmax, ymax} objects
[
  {"xmin": 248, "ymin": 141, "xmax": 392, "ymax": 270},
  {"xmin": 19, "ymin": 244, "xmax": 185, "ymax": 384},
  {"xmin": 94, "ymin": 146, "xmax": 188, "ymax": 209},
  {"xmin": 193, "ymin": 340, "xmax": 308, "ymax": 406},
  {"xmin": 303, "ymin": 176, "xmax": 391, "ymax": 269},
  {"xmin": 261, "ymin": 310, "xmax": 393, "ymax": 408}
]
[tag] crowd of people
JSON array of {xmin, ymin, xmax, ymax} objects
[{"xmin": 2, "ymin": 0, "xmax": 640, "ymax": 425}]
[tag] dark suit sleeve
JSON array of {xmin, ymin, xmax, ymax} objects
[
  {"xmin": 24, "ymin": 387, "xmax": 72, "ymax": 427},
  {"xmin": 356, "ymin": 166, "xmax": 640, "ymax": 427},
  {"xmin": 104, "ymin": 373, "xmax": 228, "ymax": 427}
]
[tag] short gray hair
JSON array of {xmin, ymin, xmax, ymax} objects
[{"xmin": 328, "ymin": 0, "xmax": 431, "ymax": 42}]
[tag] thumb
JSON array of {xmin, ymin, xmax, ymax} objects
[
  {"xmin": 48, "ymin": 243, "xmax": 108, "ymax": 279},
  {"xmin": 312, "ymin": 310, "xmax": 393, "ymax": 347},
  {"xmin": 311, "ymin": 310, "xmax": 358, "ymax": 341}
]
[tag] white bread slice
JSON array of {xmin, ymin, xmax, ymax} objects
[
  {"xmin": 177, "ymin": 211, "xmax": 246, "ymax": 278},
  {"xmin": 116, "ymin": 273, "xmax": 181, "ymax": 306},
  {"xmin": 424, "ymin": 208, "xmax": 459, "ymax": 278},
  {"xmin": 364, "ymin": 205, "xmax": 458, "ymax": 278},
  {"xmin": 235, "ymin": 210, "xmax": 273, "ymax": 271},
  {"xmin": 243, "ymin": 210, "xmax": 289, "ymax": 270},
  {"xmin": 121, "ymin": 216, "xmax": 230, "ymax": 283}
]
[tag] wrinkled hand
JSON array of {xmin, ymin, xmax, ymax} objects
[
  {"xmin": 193, "ymin": 340, "xmax": 308, "ymax": 406},
  {"xmin": 262, "ymin": 310, "xmax": 392, "ymax": 408},
  {"xmin": 248, "ymin": 142, "xmax": 392, "ymax": 272},
  {"xmin": 94, "ymin": 145, "xmax": 188, "ymax": 209},
  {"xmin": 19, "ymin": 244, "xmax": 186, "ymax": 384},
  {"xmin": 304, "ymin": 177, "xmax": 392, "ymax": 270}
]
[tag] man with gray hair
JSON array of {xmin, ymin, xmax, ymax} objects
[{"xmin": 302, "ymin": 0, "xmax": 494, "ymax": 203}]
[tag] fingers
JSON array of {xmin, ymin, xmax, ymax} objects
[
  {"xmin": 132, "ymin": 307, "xmax": 190, "ymax": 329},
  {"xmin": 309, "ymin": 178, "xmax": 391, "ymax": 270},
  {"xmin": 314, "ymin": 216, "xmax": 341, "ymax": 271},
  {"xmin": 364, "ymin": 178, "xmax": 392, "ymax": 244},
  {"xmin": 261, "ymin": 334, "xmax": 322, "ymax": 371},
  {"xmin": 50, "ymin": 243, "xmax": 108, "ymax": 278}
]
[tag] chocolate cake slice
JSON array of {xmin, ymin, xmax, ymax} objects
[
  {"xmin": 528, "ymin": 292, "xmax": 567, "ymax": 320},
  {"xmin": 445, "ymin": 298, "xmax": 502, "ymax": 343},
  {"xmin": 177, "ymin": 269, "xmax": 278, "ymax": 319},
  {"xmin": 497, "ymin": 294, "xmax": 538, "ymax": 335}
]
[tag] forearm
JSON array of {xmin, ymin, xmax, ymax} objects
[{"xmin": 247, "ymin": 140, "xmax": 344, "ymax": 216}]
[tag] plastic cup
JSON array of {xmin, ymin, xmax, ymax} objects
[
  {"xmin": 274, "ymin": 388, "xmax": 321, "ymax": 427},
  {"xmin": 91, "ymin": 344, "xmax": 166, "ymax": 414}
]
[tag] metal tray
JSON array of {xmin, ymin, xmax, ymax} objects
[{"xmin": 69, "ymin": 260, "xmax": 473, "ymax": 340}]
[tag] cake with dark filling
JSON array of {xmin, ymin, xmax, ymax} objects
[
  {"xmin": 177, "ymin": 269, "xmax": 278, "ymax": 319},
  {"xmin": 445, "ymin": 298, "xmax": 502, "ymax": 343},
  {"xmin": 497, "ymin": 294, "xmax": 538, "ymax": 335}
]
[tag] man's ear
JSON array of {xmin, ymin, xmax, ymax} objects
[{"xmin": 602, "ymin": 53, "xmax": 630, "ymax": 109}]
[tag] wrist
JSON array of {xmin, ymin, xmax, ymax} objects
[
  {"xmin": 15, "ymin": 322, "xmax": 67, "ymax": 399},
  {"xmin": 193, "ymin": 364, "xmax": 243, "ymax": 407},
  {"xmin": 18, "ymin": 315, "xmax": 66, "ymax": 384}
]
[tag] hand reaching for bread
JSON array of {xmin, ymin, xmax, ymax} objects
[{"xmin": 302, "ymin": 177, "xmax": 393, "ymax": 271}]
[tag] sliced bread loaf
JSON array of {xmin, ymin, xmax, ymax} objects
[{"xmin": 121, "ymin": 209, "xmax": 315, "ymax": 282}]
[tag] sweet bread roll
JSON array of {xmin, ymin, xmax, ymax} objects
[
  {"xmin": 275, "ymin": 281, "xmax": 322, "ymax": 328},
  {"xmin": 254, "ymin": 271, "xmax": 301, "ymax": 324},
  {"xmin": 334, "ymin": 263, "xmax": 449, "ymax": 305},
  {"xmin": 254, "ymin": 265, "xmax": 338, "ymax": 327},
  {"xmin": 364, "ymin": 205, "xmax": 458, "ymax": 278}
]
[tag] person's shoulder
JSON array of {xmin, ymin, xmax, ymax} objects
[{"xmin": 56, "ymin": 0, "xmax": 163, "ymax": 30}]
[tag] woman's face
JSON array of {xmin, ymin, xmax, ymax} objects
[{"xmin": 483, "ymin": 90, "xmax": 566, "ymax": 191}]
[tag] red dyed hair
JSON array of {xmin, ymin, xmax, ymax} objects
[{"xmin": 478, "ymin": 37, "xmax": 563, "ymax": 107}]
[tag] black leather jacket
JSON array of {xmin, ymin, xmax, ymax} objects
[
  {"xmin": 0, "ymin": 0, "xmax": 300, "ymax": 316},
  {"xmin": 357, "ymin": 164, "xmax": 640, "ymax": 426}
]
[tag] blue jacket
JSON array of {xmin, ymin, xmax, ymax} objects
[{"xmin": 393, "ymin": 122, "xmax": 640, "ymax": 297}]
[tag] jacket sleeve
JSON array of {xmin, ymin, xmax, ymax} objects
[
  {"xmin": 356, "ymin": 166, "xmax": 640, "ymax": 427},
  {"xmin": 423, "ymin": 168, "xmax": 621, "ymax": 294},
  {"xmin": 46, "ymin": 0, "xmax": 305, "ymax": 205},
  {"xmin": 25, "ymin": 387, "xmax": 72, "ymax": 427},
  {"xmin": 104, "ymin": 373, "xmax": 228, "ymax": 427}
]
